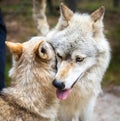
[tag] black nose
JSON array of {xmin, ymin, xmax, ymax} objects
[{"xmin": 52, "ymin": 79, "xmax": 65, "ymax": 90}]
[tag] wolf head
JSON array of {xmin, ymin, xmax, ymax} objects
[
  {"xmin": 6, "ymin": 37, "xmax": 56, "ymax": 80},
  {"xmin": 47, "ymin": 3, "xmax": 110, "ymax": 100},
  {"xmin": 5, "ymin": 37, "xmax": 58, "ymax": 117}
]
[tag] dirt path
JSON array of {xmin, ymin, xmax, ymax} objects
[{"xmin": 93, "ymin": 86, "xmax": 120, "ymax": 121}]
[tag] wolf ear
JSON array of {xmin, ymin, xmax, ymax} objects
[
  {"xmin": 5, "ymin": 41, "xmax": 23, "ymax": 61},
  {"xmin": 60, "ymin": 3, "xmax": 73, "ymax": 21},
  {"xmin": 91, "ymin": 6, "xmax": 105, "ymax": 22},
  {"xmin": 35, "ymin": 41, "xmax": 52, "ymax": 61},
  {"xmin": 91, "ymin": 6, "xmax": 105, "ymax": 37},
  {"xmin": 56, "ymin": 3, "xmax": 73, "ymax": 30}
]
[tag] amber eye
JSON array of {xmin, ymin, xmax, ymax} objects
[
  {"xmin": 76, "ymin": 56, "xmax": 84, "ymax": 62},
  {"xmin": 57, "ymin": 53, "xmax": 62, "ymax": 59}
]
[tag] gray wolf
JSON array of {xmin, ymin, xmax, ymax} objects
[
  {"xmin": 0, "ymin": 37, "xmax": 58, "ymax": 121},
  {"xmin": 46, "ymin": 3, "xmax": 111, "ymax": 121}
]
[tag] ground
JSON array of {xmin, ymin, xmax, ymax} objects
[{"xmin": 93, "ymin": 86, "xmax": 120, "ymax": 121}]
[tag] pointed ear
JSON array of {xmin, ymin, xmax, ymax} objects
[
  {"xmin": 91, "ymin": 6, "xmax": 105, "ymax": 22},
  {"xmin": 34, "ymin": 40, "xmax": 53, "ymax": 61},
  {"xmin": 56, "ymin": 3, "xmax": 73, "ymax": 30},
  {"xmin": 5, "ymin": 41, "xmax": 23, "ymax": 61},
  {"xmin": 60, "ymin": 2, "xmax": 73, "ymax": 21},
  {"xmin": 91, "ymin": 6, "xmax": 105, "ymax": 37}
]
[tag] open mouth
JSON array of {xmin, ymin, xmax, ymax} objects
[
  {"xmin": 56, "ymin": 74, "xmax": 83, "ymax": 100},
  {"xmin": 56, "ymin": 88, "xmax": 72, "ymax": 100},
  {"xmin": 56, "ymin": 78, "xmax": 78, "ymax": 100}
]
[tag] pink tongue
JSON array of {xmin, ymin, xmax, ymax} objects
[{"xmin": 56, "ymin": 89, "xmax": 72, "ymax": 100}]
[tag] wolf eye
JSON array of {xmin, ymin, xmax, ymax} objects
[
  {"xmin": 76, "ymin": 57, "xmax": 84, "ymax": 62},
  {"xmin": 57, "ymin": 53, "xmax": 62, "ymax": 59}
]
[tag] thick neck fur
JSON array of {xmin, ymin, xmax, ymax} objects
[
  {"xmin": 3, "ymin": 61, "xmax": 57, "ymax": 118},
  {"xmin": 2, "ymin": 60, "xmax": 57, "ymax": 118},
  {"xmin": 3, "ymin": 39, "xmax": 58, "ymax": 119},
  {"xmin": 78, "ymin": 46, "xmax": 110, "ymax": 96}
]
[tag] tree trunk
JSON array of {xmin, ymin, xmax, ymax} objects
[{"xmin": 113, "ymin": 0, "xmax": 119, "ymax": 7}]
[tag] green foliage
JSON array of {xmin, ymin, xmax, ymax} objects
[
  {"xmin": 112, "ymin": 25, "xmax": 120, "ymax": 41},
  {"xmin": 103, "ymin": 58, "xmax": 120, "ymax": 87},
  {"xmin": 5, "ymin": 62, "xmax": 11, "ymax": 86},
  {"xmin": 0, "ymin": 1, "xmax": 32, "ymax": 16},
  {"xmin": 78, "ymin": 0, "xmax": 120, "ymax": 12},
  {"xmin": 103, "ymin": 23, "xmax": 120, "ymax": 87}
]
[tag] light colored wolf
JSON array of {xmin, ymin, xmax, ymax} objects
[
  {"xmin": 32, "ymin": 1, "xmax": 111, "ymax": 121},
  {"xmin": 46, "ymin": 3, "xmax": 111, "ymax": 121},
  {"xmin": 0, "ymin": 37, "xmax": 58, "ymax": 121}
]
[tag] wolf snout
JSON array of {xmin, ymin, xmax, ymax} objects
[{"xmin": 52, "ymin": 79, "xmax": 65, "ymax": 90}]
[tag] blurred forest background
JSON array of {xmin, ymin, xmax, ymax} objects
[{"xmin": 0, "ymin": 0, "xmax": 120, "ymax": 88}]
